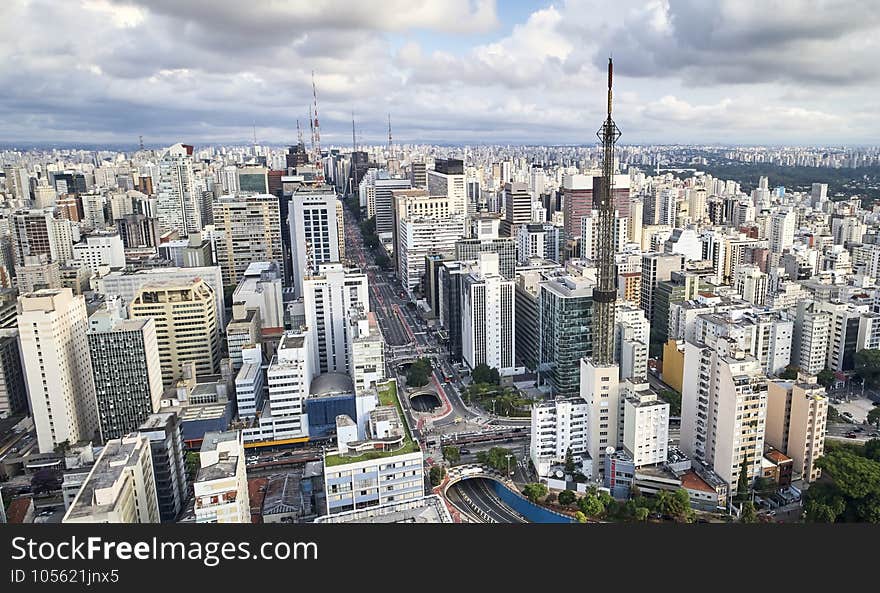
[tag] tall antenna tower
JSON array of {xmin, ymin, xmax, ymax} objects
[
  {"xmin": 311, "ymin": 70, "xmax": 324, "ymax": 183},
  {"xmin": 352, "ymin": 112, "xmax": 357, "ymax": 151},
  {"xmin": 308, "ymin": 106, "xmax": 315, "ymax": 158},
  {"xmin": 593, "ymin": 57, "xmax": 622, "ymax": 366},
  {"xmin": 138, "ymin": 135, "xmax": 144, "ymax": 151},
  {"xmin": 296, "ymin": 119, "xmax": 303, "ymax": 145},
  {"xmin": 387, "ymin": 113, "xmax": 393, "ymax": 154}
]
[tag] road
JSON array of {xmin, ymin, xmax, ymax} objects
[{"xmin": 446, "ymin": 477, "xmax": 528, "ymax": 523}]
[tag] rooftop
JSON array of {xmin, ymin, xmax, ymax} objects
[
  {"xmin": 314, "ymin": 495, "xmax": 452, "ymax": 524},
  {"xmin": 680, "ymin": 470, "xmax": 716, "ymax": 494},
  {"xmin": 309, "ymin": 372, "xmax": 355, "ymax": 397}
]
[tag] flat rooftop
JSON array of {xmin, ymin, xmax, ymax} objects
[{"xmin": 314, "ymin": 495, "xmax": 452, "ymax": 524}]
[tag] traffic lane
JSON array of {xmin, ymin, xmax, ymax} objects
[{"xmin": 453, "ymin": 478, "xmax": 527, "ymax": 523}]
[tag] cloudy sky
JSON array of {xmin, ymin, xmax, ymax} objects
[{"xmin": 1, "ymin": 0, "xmax": 878, "ymax": 146}]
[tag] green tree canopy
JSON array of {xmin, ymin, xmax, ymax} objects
[
  {"xmin": 574, "ymin": 511, "xmax": 588, "ymax": 523},
  {"xmin": 739, "ymin": 501, "xmax": 758, "ymax": 523},
  {"xmin": 471, "ymin": 363, "xmax": 500, "ymax": 385},
  {"xmin": 855, "ymin": 349, "xmax": 880, "ymax": 387},
  {"xmin": 406, "ymin": 357, "xmax": 432, "ymax": 388},
  {"xmin": 816, "ymin": 368, "xmax": 836, "ymax": 388},
  {"xmin": 522, "ymin": 482, "xmax": 548, "ymax": 503},
  {"xmin": 442, "ymin": 446, "xmax": 460, "ymax": 464},
  {"xmin": 564, "ymin": 447, "xmax": 576, "ymax": 474},
  {"xmin": 867, "ymin": 407, "xmax": 880, "ymax": 429},
  {"xmin": 558, "ymin": 490, "xmax": 577, "ymax": 506},
  {"xmin": 577, "ymin": 492, "xmax": 605, "ymax": 517},
  {"xmin": 864, "ymin": 439, "xmax": 880, "ymax": 462},
  {"xmin": 476, "ymin": 447, "xmax": 514, "ymax": 473},
  {"xmin": 779, "ymin": 365, "xmax": 799, "ymax": 380},
  {"xmin": 429, "ymin": 465, "xmax": 446, "ymax": 487}
]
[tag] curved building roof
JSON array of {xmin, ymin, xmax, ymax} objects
[{"xmin": 309, "ymin": 372, "xmax": 355, "ymax": 397}]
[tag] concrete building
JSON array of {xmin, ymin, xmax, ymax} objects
[
  {"xmin": 17, "ymin": 288, "xmax": 98, "ymax": 453},
  {"xmin": 621, "ymin": 382, "xmax": 669, "ymax": 467},
  {"xmin": 0, "ymin": 329, "xmax": 27, "ymax": 418},
  {"xmin": 194, "ymin": 431, "xmax": 250, "ymax": 523},
  {"xmin": 63, "ymin": 433, "xmax": 160, "ymax": 523},
  {"xmin": 303, "ymin": 262, "xmax": 369, "ymax": 376},
  {"xmin": 156, "ymin": 143, "xmax": 201, "ymax": 236},
  {"xmin": 501, "ymin": 181, "xmax": 532, "ymax": 237},
  {"xmin": 235, "ymin": 347, "xmax": 264, "ymax": 419},
  {"xmin": 580, "ymin": 358, "xmax": 621, "ymax": 478},
  {"xmin": 640, "ymin": 252, "xmax": 684, "ymax": 329},
  {"xmin": 455, "ymin": 218, "xmax": 517, "ymax": 279},
  {"xmin": 680, "ymin": 337, "xmax": 768, "ymax": 495},
  {"xmin": 562, "ymin": 174, "xmax": 594, "ymax": 241},
  {"xmin": 460, "ymin": 253, "xmax": 516, "ymax": 375},
  {"xmin": 770, "ymin": 209, "xmax": 796, "ymax": 253},
  {"xmin": 323, "ymin": 382, "xmax": 423, "ymax": 515},
  {"xmin": 734, "ymin": 264, "xmax": 769, "ymax": 307},
  {"xmin": 213, "ymin": 194, "xmax": 282, "ymax": 285},
  {"xmin": 137, "ymin": 412, "xmax": 188, "ymax": 522},
  {"xmin": 15, "ymin": 254, "xmax": 61, "ymax": 293},
  {"xmin": 226, "ymin": 303, "xmax": 260, "ymax": 373},
  {"xmin": 427, "ymin": 158, "xmax": 467, "ymax": 215},
  {"xmin": 766, "ymin": 380, "xmax": 827, "ymax": 483},
  {"xmin": 129, "ymin": 279, "xmax": 220, "ymax": 386},
  {"xmin": 290, "ymin": 186, "xmax": 340, "ymax": 299},
  {"xmin": 348, "ymin": 308, "xmax": 385, "ymax": 393},
  {"xmin": 72, "ymin": 233, "xmax": 125, "ymax": 276},
  {"xmin": 530, "ymin": 397, "xmax": 589, "ymax": 478},
  {"xmin": 231, "ymin": 261, "xmax": 284, "ymax": 331},
  {"xmin": 97, "ymin": 266, "xmax": 225, "ymax": 329},
  {"xmin": 87, "ymin": 308, "xmax": 163, "ymax": 441}
]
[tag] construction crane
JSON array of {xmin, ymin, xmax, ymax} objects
[{"xmin": 592, "ymin": 57, "xmax": 622, "ymax": 366}]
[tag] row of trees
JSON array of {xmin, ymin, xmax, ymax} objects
[
  {"xmin": 405, "ymin": 358, "xmax": 432, "ymax": 388},
  {"xmin": 476, "ymin": 447, "xmax": 515, "ymax": 473},
  {"xmin": 526, "ymin": 484, "xmax": 699, "ymax": 523}
]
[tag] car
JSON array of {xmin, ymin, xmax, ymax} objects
[
  {"xmin": 459, "ymin": 448, "xmax": 471, "ymax": 455},
  {"xmin": 845, "ymin": 432, "xmax": 857, "ymax": 438}
]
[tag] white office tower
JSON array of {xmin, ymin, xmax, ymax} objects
[
  {"xmin": 235, "ymin": 345, "xmax": 264, "ymax": 418},
  {"xmin": 72, "ymin": 233, "xmax": 125, "ymax": 276},
  {"xmin": 17, "ymin": 288, "xmax": 98, "ymax": 453},
  {"xmin": 359, "ymin": 171, "xmax": 412, "ymax": 235},
  {"xmin": 87, "ymin": 308, "xmax": 163, "ymax": 441},
  {"xmin": 303, "ymin": 262, "xmax": 369, "ymax": 376},
  {"xmin": 793, "ymin": 301, "xmax": 832, "ymax": 375},
  {"xmin": 766, "ymin": 380, "xmax": 828, "ymax": 483},
  {"xmin": 615, "ymin": 303, "xmax": 649, "ymax": 380},
  {"xmin": 63, "ymin": 433, "xmax": 159, "ymax": 524},
  {"xmin": 231, "ymin": 261, "xmax": 284, "ymax": 331},
  {"xmin": 621, "ymin": 380, "xmax": 669, "ymax": 467},
  {"xmin": 769, "ymin": 209, "xmax": 796, "ymax": 253},
  {"xmin": 461, "ymin": 252, "xmax": 516, "ymax": 376},
  {"xmin": 530, "ymin": 397, "xmax": 590, "ymax": 478},
  {"xmin": 579, "ymin": 358, "xmax": 620, "ymax": 479},
  {"xmin": 193, "ymin": 431, "xmax": 250, "ymax": 523},
  {"xmin": 427, "ymin": 158, "xmax": 467, "ymax": 215},
  {"xmin": 734, "ymin": 264, "xmax": 768, "ymax": 306},
  {"xmin": 156, "ymin": 143, "xmax": 201, "ymax": 236},
  {"xmin": 680, "ymin": 337, "xmax": 767, "ymax": 495},
  {"xmin": 517, "ymin": 222, "xmax": 561, "ymax": 263},
  {"xmin": 580, "ymin": 210, "xmax": 628, "ymax": 260},
  {"xmin": 244, "ymin": 330, "xmax": 313, "ymax": 443},
  {"xmin": 222, "ymin": 165, "xmax": 239, "ymax": 194},
  {"xmin": 348, "ymin": 308, "xmax": 385, "ymax": 393},
  {"xmin": 290, "ymin": 186, "xmax": 340, "ymax": 299},
  {"xmin": 213, "ymin": 194, "xmax": 282, "ymax": 285}
]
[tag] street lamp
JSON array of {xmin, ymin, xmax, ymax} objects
[{"xmin": 505, "ymin": 454, "xmax": 513, "ymax": 478}]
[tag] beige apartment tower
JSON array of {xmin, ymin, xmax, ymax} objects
[{"xmin": 766, "ymin": 380, "xmax": 828, "ymax": 483}]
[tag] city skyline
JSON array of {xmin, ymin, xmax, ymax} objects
[{"xmin": 2, "ymin": 1, "xmax": 879, "ymax": 145}]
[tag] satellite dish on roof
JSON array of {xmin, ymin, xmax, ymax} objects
[
  {"xmin": 555, "ymin": 470, "xmax": 564, "ymax": 478},
  {"xmin": 605, "ymin": 446, "xmax": 615, "ymax": 456}
]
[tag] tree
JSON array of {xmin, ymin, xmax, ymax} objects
[
  {"xmin": 545, "ymin": 492, "xmax": 557, "ymax": 505},
  {"xmin": 658, "ymin": 390, "xmax": 682, "ymax": 416},
  {"xmin": 564, "ymin": 447, "xmax": 576, "ymax": 474},
  {"xmin": 855, "ymin": 349, "xmax": 880, "ymax": 388},
  {"xmin": 53, "ymin": 440, "xmax": 71, "ymax": 455},
  {"xmin": 739, "ymin": 501, "xmax": 758, "ymax": 523},
  {"xmin": 578, "ymin": 492, "xmax": 605, "ymax": 517},
  {"xmin": 634, "ymin": 507, "xmax": 650, "ymax": 522},
  {"xmin": 429, "ymin": 465, "xmax": 446, "ymax": 487},
  {"xmin": 374, "ymin": 253, "xmax": 391, "ymax": 270},
  {"xmin": 522, "ymin": 482, "xmax": 548, "ymax": 503},
  {"xmin": 779, "ymin": 365, "xmax": 799, "ymax": 380},
  {"xmin": 471, "ymin": 363, "xmax": 499, "ymax": 385},
  {"xmin": 574, "ymin": 511, "xmax": 588, "ymax": 523},
  {"xmin": 817, "ymin": 368, "xmax": 836, "ymax": 389},
  {"xmin": 442, "ymin": 446, "xmax": 460, "ymax": 464},
  {"xmin": 864, "ymin": 439, "xmax": 880, "ymax": 462},
  {"xmin": 476, "ymin": 447, "xmax": 514, "ymax": 473},
  {"xmin": 868, "ymin": 407, "xmax": 880, "ymax": 429},
  {"xmin": 30, "ymin": 469, "xmax": 61, "ymax": 494},
  {"xmin": 736, "ymin": 458, "xmax": 752, "ymax": 502},
  {"xmin": 558, "ymin": 490, "xmax": 577, "ymax": 506},
  {"xmin": 406, "ymin": 357, "xmax": 432, "ymax": 388},
  {"xmin": 827, "ymin": 405, "xmax": 841, "ymax": 423}
]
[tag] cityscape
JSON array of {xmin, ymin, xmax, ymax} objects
[{"xmin": 3, "ymin": 1, "xmax": 880, "ymax": 527}]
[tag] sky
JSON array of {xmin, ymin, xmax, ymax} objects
[{"xmin": 1, "ymin": 0, "xmax": 879, "ymax": 147}]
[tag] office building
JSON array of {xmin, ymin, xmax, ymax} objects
[
  {"xmin": 766, "ymin": 380, "xmax": 828, "ymax": 483},
  {"xmin": 501, "ymin": 182, "xmax": 532, "ymax": 237},
  {"xmin": 562, "ymin": 174, "xmax": 594, "ymax": 240},
  {"xmin": 17, "ymin": 288, "xmax": 98, "ymax": 453},
  {"xmin": 640, "ymin": 252, "xmax": 684, "ymax": 328},
  {"xmin": 0, "ymin": 329, "xmax": 27, "ymax": 418},
  {"xmin": 303, "ymin": 262, "xmax": 369, "ymax": 376},
  {"xmin": 348, "ymin": 308, "xmax": 385, "ymax": 393},
  {"xmin": 88, "ymin": 309, "xmax": 163, "ymax": 441},
  {"xmin": 194, "ymin": 431, "xmax": 250, "ymax": 523},
  {"xmin": 72, "ymin": 233, "xmax": 125, "ymax": 275},
  {"xmin": 455, "ymin": 217, "xmax": 517, "ymax": 279},
  {"xmin": 129, "ymin": 279, "xmax": 220, "ymax": 386},
  {"xmin": 460, "ymin": 253, "xmax": 516, "ymax": 375},
  {"xmin": 15, "ymin": 254, "xmax": 61, "ymax": 293},
  {"xmin": 538, "ymin": 274, "xmax": 593, "ymax": 396},
  {"xmin": 115, "ymin": 213, "xmax": 160, "ymax": 250},
  {"xmin": 213, "ymin": 194, "xmax": 282, "ymax": 285},
  {"xmin": 290, "ymin": 186, "xmax": 340, "ymax": 298},
  {"xmin": 137, "ymin": 412, "xmax": 188, "ymax": 522},
  {"xmin": 427, "ymin": 158, "xmax": 467, "ymax": 215}
]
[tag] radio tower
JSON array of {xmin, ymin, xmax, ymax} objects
[
  {"xmin": 311, "ymin": 70, "xmax": 324, "ymax": 183},
  {"xmin": 387, "ymin": 113, "xmax": 393, "ymax": 155},
  {"xmin": 593, "ymin": 57, "xmax": 621, "ymax": 366},
  {"xmin": 296, "ymin": 119, "xmax": 303, "ymax": 145},
  {"xmin": 352, "ymin": 112, "xmax": 357, "ymax": 151}
]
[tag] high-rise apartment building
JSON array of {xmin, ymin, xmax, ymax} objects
[
  {"xmin": 290, "ymin": 186, "xmax": 340, "ymax": 298},
  {"xmin": 303, "ymin": 262, "xmax": 369, "ymax": 375},
  {"xmin": 348, "ymin": 308, "xmax": 385, "ymax": 394},
  {"xmin": 72, "ymin": 233, "xmax": 125, "ymax": 275},
  {"xmin": 530, "ymin": 397, "xmax": 589, "ymax": 478},
  {"xmin": 129, "ymin": 279, "xmax": 220, "ymax": 386},
  {"xmin": 766, "ymin": 380, "xmax": 828, "ymax": 483},
  {"xmin": 562, "ymin": 174, "xmax": 594, "ymax": 240},
  {"xmin": 640, "ymin": 252, "xmax": 685, "ymax": 328},
  {"xmin": 156, "ymin": 143, "xmax": 201, "ymax": 235},
  {"xmin": 621, "ymin": 381, "xmax": 670, "ymax": 467},
  {"xmin": 460, "ymin": 253, "xmax": 516, "ymax": 375},
  {"xmin": 17, "ymin": 288, "xmax": 98, "ymax": 453},
  {"xmin": 769, "ymin": 209, "xmax": 796, "ymax": 254},
  {"xmin": 0, "ymin": 328, "xmax": 27, "ymax": 418},
  {"xmin": 63, "ymin": 433, "xmax": 160, "ymax": 524},
  {"xmin": 680, "ymin": 337, "xmax": 768, "ymax": 495},
  {"xmin": 501, "ymin": 182, "xmax": 532, "ymax": 238},
  {"xmin": 88, "ymin": 308, "xmax": 163, "ymax": 441},
  {"xmin": 213, "ymin": 194, "xmax": 282, "ymax": 285}
]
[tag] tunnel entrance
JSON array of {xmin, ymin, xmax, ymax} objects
[{"xmin": 410, "ymin": 391, "xmax": 441, "ymax": 412}]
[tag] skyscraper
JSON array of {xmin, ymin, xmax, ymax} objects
[
  {"xmin": 213, "ymin": 194, "xmax": 282, "ymax": 285},
  {"xmin": 290, "ymin": 186, "xmax": 340, "ymax": 299},
  {"xmin": 460, "ymin": 253, "xmax": 516, "ymax": 375},
  {"xmin": 156, "ymin": 143, "xmax": 201, "ymax": 236},
  {"xmin": 17, "ymin": 288, "xmax": 98, "ymax": 453},
  {"xmin": 427, "ymin": 158, "xmax": 467, "ymax": 215}
]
